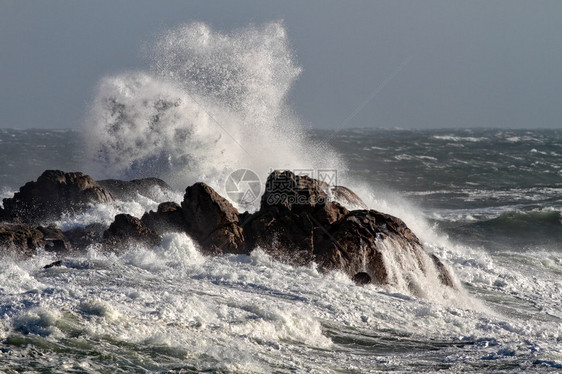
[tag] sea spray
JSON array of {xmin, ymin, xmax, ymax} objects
[
  {"xmin": 79, "ymin": 21, "xmax": 483, "ymax": 309},
  {"xmin": 85, "ymin": 21, "xmax": 344, "ymax": 199}
]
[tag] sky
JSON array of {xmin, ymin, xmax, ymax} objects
[{"xmin": 1, "ymin": 0, "xmax": 561, "ymax": 130}]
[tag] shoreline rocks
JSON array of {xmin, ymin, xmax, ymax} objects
[
  {"xmin": 0, "ymin": 169, "xmax": 454, "ymax": 289},
  {"xmin": 98, "ymin": 177, "xmax": 173, "ymax": 201},
  {"xmin": 1, "ymin": 170, "xmax": 114, "ymax": 224}
]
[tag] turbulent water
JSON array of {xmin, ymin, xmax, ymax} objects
[{"xmin": 1, "ymin": 21, "xmax": 561, "ymax": 373}]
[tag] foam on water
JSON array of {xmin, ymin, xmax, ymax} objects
[{"xmin": 1, "ymin": 236, "xmax": 560, "ymax": 372}]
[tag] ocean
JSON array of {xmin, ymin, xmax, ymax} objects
[{"xmin": 1, "ymin": 21, "xmax": 561, "ymax": 373}]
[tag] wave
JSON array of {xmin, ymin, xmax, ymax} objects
[
  {"xmin": 84, "ymin": 21, "xmax": 344, "ymax": 200},
  {"xmin": 451, "ymin": 209, "xmax": 562, "ymax": 251},
  {"xmin": 81, "ymin": 21, "xmax": 478, "ymax": 309}
]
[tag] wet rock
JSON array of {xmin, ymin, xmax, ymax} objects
[
  {"xmin": 243, "ymin": 170, "xmax": 453, "ymax": 288},
  {"xmin": 98, "ymin": 178, "xmax": 173, "ymax": 201},
  {"xmin": 431, "ymin": 254, "xmax": 455, "ymax": 288},
  {"xmin": 181, "ymin": 183, "xmax": 246, "ymax": 255},
  {"xmin": 331, "ymin": 185, "xmax": 368, "ymax": 209},
  {"xmin": 103, "ymin": 214, "xmax": 161, "ymax": 247},
  {"xmin": 312, "ymin": 209, "xmax": 423, "ymax": 285},
  {"xmin": 43, "ymin": 260, "xmax": 63, "ymax": 269},
  {"xmin": 353, "ymin": 272, "xmax": 372, "ymax": 285},
  {"xmin": 0, "ymin": 223, "xmax": 71, "ymax": 256},
  {"xmin": 1, "ymin": 170, "xmax": 114, "ymax": 224},
  {"xmin": 0, "ymin": 169, "xmax": 455, "ymax": 290},
  {"xmin": 141, "ymin": 202, "xmax": 186, "ymax": 234}
]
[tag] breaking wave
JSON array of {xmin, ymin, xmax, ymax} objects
[{"xmin": 85, "ymin": 21, "xmax": 344, "ymax": 199}]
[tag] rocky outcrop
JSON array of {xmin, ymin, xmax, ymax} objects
[
  {"xmin": 236, "ymin": 171, "xmax": 452, "ymax": 288},
  {"xmin": 180, "ymin": 183, "xmax": 247, "ymax": 255},
  {"xmin": 0, "ymin": 223, "xmax": 71, "ymax": 256},
  {"xmin": 98, "ymin": 178, "xmax": 173, "ymax": 201},
  {"xmin": 141, "ymin": 202, "xmax": 186, "ymax": 234},
  {"xmin": 1, "ymin": 170, "xmax": 114, "ymax": 224},
  {"xmin": 103, "ymin": 214, "xmax": 161, "ymax": 247},
  {"xmin": 0, "ymin": 169, "xmax": 454, "ymax": 290}
]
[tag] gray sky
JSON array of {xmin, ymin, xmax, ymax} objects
[{"xmin": 1, "ymin": 0, "xmax": 561, "ymax": 130}]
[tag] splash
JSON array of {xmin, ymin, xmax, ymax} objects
[
  {"xmin": 83, "ymin": 21, "xmax": 475, "ymax": 306},
  {"xmin": 85, "ymin": 21, "xmax": 344, "ymax": 197}
]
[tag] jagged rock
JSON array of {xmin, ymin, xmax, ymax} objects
[
  {"xmin": 104, "ymin": 214, "xmax": 161, "ymax": 247},
  {"xmin": 1, "ymin": 170, "xmax": 114, "ymax": 224},
  {"xmin": 312, "ymin": 209, "xmax": 425, "ymax": 285},
  {"xmin": 141, "ymin": 202, "xmax": 186, "ymax": 234},
  {"xmin": 242, "ymin": 170, "xmax": 453, "ymax": 288},
  {"xmin": 1, "ymin": 169, "xmax": 455, "ymax": 290},
  {"xmin": 245, "ymin": 171, "xmax": 343, "ymax": 264},
  {"xmin": 0, "ymin": 223, "xmax": 71, "ymax": 255},
  {"xmin": 260, "ymin": 170, "xmax": 329, "ymax": 212},
  {"xmin": 181, "ymin": 183, "xmax": 246, "ymax": 255},
  {"xmin": 99, "ymin": 178, "xmax": 173, "ymax": 201}
]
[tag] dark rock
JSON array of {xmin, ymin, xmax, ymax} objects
[
  {"xmin": 0, "ymin": 223, "xmax": 72, "ymax": 256},
  {"xmin": 260, "ymin": 170, "xmax": 329, "ymax": 213},
  {"xmin": 244, "ymin": 171, "xmax": 348, "ymax": 264},
  {"xmin": 181, "ymin": 183, "xmax": 246, "ymax": 255},
  {"xmin": 104, "ymin": 214, "xmax": 161, "ymax": 247},
  {"xmin": 353, "ymin": 272, "xmax": 372, "ymax": 285},
  {"xmin": 312, "ymin": 209, "xmax": 424, "ymax": 285},
  {"xmin": 99, "ymin": 178, "xmax": 173, "ymax": 201},
  {"xmin": 1, "ymin": 169, "xmax": 455, "ymax": 291},
  {"xmin": 431, "ymin": 254, "xmax": 455, "ymax": 288},
  {"xmin": 141, "ymin": 202, "xmax": 186, "ymax": 234},
  {"xmin": 43, "ymin": 260, "xmax": 63, "ymax": 269},
  {"xmin": 2, "ymin": 170, "xmax": 114, "ymax": 224},
  {"xmin": 242, "ymin": 170, "xmax": 454, "ymax": 288}
]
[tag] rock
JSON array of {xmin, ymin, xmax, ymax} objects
[
  {"xmin": 63, "ymin": 223, "xmax": 107, "ymax": 251},
  {"xmin": 244, "ymin": 171, "xmax": 348, "ymax": 264},
  {"xmin": 431, "ymin": 254, "xmax": 455, "ymax": 288},
  {"xmin": 353, "ymin": 272, "xmax": 372, "ymax": 285},
  {"xmin": 243, "ymin": 170, "xmax": 454, "ymax": 288},
  {"xmin": 245, "ymin": 171, "xmax": 344, "ymax": 263},
  {"xmin": 0, "ymin": 223, "xmax": 71, "ymax": 256},
  {"xmin": 312, "ymin": 209, "xmax": 424, "ymax": 285},
  {"xmin": 103, "ymin": 214, "xmax": 161, "ymax": 247},
  {"xmin": 1, "ymin": 170, "xmax": 114, "ymax": 224},
  {"xmin": 181, "ymin": 183, "xmax": 246, "ymax": 255},
  {"xmin": 43, "ymin": 260, "xmax": 63, "ymax": 269},
  {"xmin": 141, "ymin": 202, "xmax": 186, "ymax": 234},
  {"xmin": 99, "ymin": 178, "xmax": 173, "ymax": 201},
  {"xmin": 1, "ymin": 169, "xmax": 455, "ymax": 291},
  {"xmin": 260, "ymin": 170, "xmax": 329, "ymax": 213}
]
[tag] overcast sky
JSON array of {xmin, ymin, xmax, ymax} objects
[{"xmin": 1, "ymin": 0, "xmax": 561, "ymax": 130}]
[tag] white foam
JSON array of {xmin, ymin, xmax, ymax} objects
[{"xmin": 433, "ymin": 135, "xmax": 488, "ymax": 142}]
